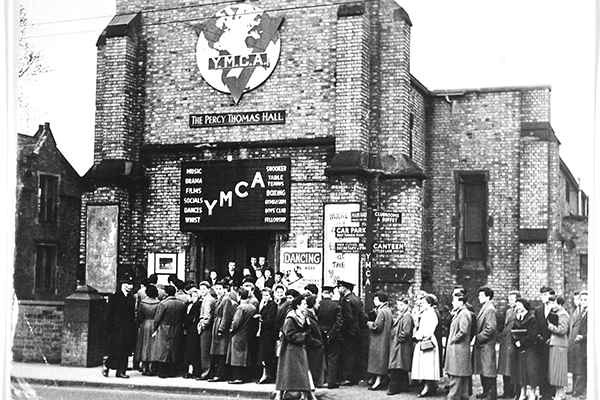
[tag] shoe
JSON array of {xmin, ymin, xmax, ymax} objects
[
  {"xmin": 257, "ymin": 377, "xmax": 269, "ymax": 384},
  {"xmin": 183, "ymin": 373, "xmax": 193, "ymax": 379},
  {"xmin": 228, "ymin": 379, "xmax": 243, "ymax": 384},
  {"xmin": 116, "ymin": 374, "xmax": 130, "ymax": 379},
  {"xmin": 476, "ymin": 393, "xmax": 487, "ymax": 399},
  {"xmin": 208, "ymin": 377, "xmax": 223, "ymax": 382},
  {"xmin": 326, "ymin": 384, "xmax": 340, "ymax": 389},
  {"xmin": 387, "ymin": 390, "xmax": 400, "ymax": 395},
  {"xmin": 338, "ymin": 380, "xmax": 353, "ymax": 386},
  {"xmin": 102, "ymin": 368, "xmax": 109, "ymax": 377}
]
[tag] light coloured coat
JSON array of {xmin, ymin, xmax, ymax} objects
[
  {"xmin": 210, "ymin": 294, "xmax": 235, "ymax": 355},
  {"xmin": 473, "ymin": 300, "xmax": 497, "ymax": 377},
  {"xmin": 388, "ymin": 309, "xmax": 414, "ymax": 371},
  {"xmin": 548, "ymin": 307, "xmax": 569, "ymax": 347},
  {"xmin": 367, "ymin": 303, "xmax": 393, "ymax": 375},
  {"xmin": 411, "ymin": 306, "xmax": 440, "ymax": 380},
  {"xmin": 444, "ymin": 305, "xmax": 473, "ymax": 377},
  {"xmin": 227, "ymin": 301, "xmax": 257, "ymax": 366},
  {"xmin": 276, "ymin": 311, "xmax": 313, "ymax": 391}
]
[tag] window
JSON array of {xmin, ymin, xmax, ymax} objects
[
  {"xmin": 565, "ymin": 181, "xmax": 570, "ymax": 203},
  {"xmin": 35, "ymin": 244, "xmax": 56, "ymax": 291},
  {"xmin": 456, "ymin": 173, "xmax": 488, "ymax": 265},
  {"xmin": 39, "ymin": 174, "xmax": 58, "ymax": 223},
  {"xmin": 580, "ymin": 253, "xmax": 588, "ymax": 280}
]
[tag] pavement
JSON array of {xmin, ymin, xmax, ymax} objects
[
  {"xmin": 11, "ymin": 361, "xmax": 452, "ymax": 400},
  {"xmin": 10, "ymin": 362, "xmax": 582, "ymax": 400}
]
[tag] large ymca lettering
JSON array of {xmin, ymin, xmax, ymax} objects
[{"xmin": 203, "ymin": 171, "xmax": 266, "ymax": 215}]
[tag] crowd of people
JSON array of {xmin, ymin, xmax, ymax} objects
[{"xmin": 102, "ymin": 260, "xmax": 588, "ymax": 400}]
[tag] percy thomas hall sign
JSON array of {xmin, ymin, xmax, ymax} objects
[
  {"xmin": 180, "ymin": 158, "xmax": 291, "ymax": 231},
  {"xmin": 190, "ymin": 110, "xmax": 286, "ymax": 128}
]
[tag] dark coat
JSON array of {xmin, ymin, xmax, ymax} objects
[
  {"xmin": 388, "ymin": 309, "xmax": 414, "ymax": 371},
  {"xmin": 367, "ymin": 303, "xmax": 393, "ymax": 375},
  {"xmin": 135, "ymin": 297, "xmax": 160, "ymax": 362},
  {"xmin": 444, "ymin": 306, "xmax": 472, "ymax": 377},
  {"xmin": 305, "ymin": 309, "xmax": 325, "ymax": 387},
  {"xmin": 512, "ymin": 311, "xmax": 542, "ymax": 387},
  {"xmin": 210, "ymin": 294, "xmax": 235, "ymax": 355},
  {"xmin": 275, "ymin": 311, "xmax": 312, "ymax": 391},
  {"xmin": 183, "ymin": 300, "xmax": 202, "ymax": 366},
  {"xmin": 105, "ymin": 290, "xmax": 136, "ymax": 358},
  {"xmin": 498, "ymin": 306, "xmax": 517, "ymax": 376},
  {"xmin": 572, "ymin": 308, "xmax": 588, "ymax": 373},
  {"xmin": 317, "ymin": 297, "xmax": 343, "ymax": 343},
  {"xmin": 227, "ymin": 301, "xmax": 257, "ymax": 366},
  {"xmin": 152, "ymin": 296, "xmax": 186, "ymax": 363},
  {"xmin": 341, "ymin": 291, "xmax": 363, "ymax": 336},
  {"xmin": 473, "ymin": 301, "xmax": 497, "ymax": 377},
  {"xmin": 567, "ymin": 306, "xmax": 583, "ymax": 374},
  {"xmin": 258, "ymin": 300, "xmax": 278, "ymax": 363}
]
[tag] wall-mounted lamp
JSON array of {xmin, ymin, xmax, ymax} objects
[{"xmin": 226, "ymin": 150, "xmax": 233, "ymax": 162}]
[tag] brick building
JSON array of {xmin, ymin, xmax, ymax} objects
[
  {"xmin": 80, "ymin": 0, "xmax": 588, "ymax": 309},
  {"xmin": 13, "ymin": 122, "xmax": 82, "ymax": 363}
]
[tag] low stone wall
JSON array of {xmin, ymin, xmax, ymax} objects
[{"xmin": 12, "ymin": 300, "xmax": 64, "ymax": 364}]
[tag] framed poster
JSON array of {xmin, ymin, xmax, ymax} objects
[
  {"xmin": 155, "ymin": 253, "xmax": 177, "ymax": 274},
  {"xmin": 85, "ymin": 204, "xmax": 119, "ymax": 294}
]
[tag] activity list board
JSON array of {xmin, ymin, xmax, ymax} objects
[{"xmin": 180, "ymin": 158, "xmax": 291, "ymax": 231}]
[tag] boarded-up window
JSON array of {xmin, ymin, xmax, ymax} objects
[
  {"xmin": 580, "ymin": 253, "xmax": 588, "ymax": 280},
  {"xmin": 35, "ymin": 244, "xmax": 56, "ymax": 291},
  {"xmin": 456, "ymin": 173, "xmax": 488, "ymax": 264},
  {"xmin": 39, "ymin": 174, "xmax": 58, "ymax": 223}
]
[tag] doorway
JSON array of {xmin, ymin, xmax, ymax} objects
[{"xmin": 195, "ymin": 231, "xmax": 275, "ymax": 281}]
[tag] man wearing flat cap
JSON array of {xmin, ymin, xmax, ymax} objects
[
  {"xmin": 336, "ymin": 280, "xmax": 364, "ymax": 386},
  {"xmin": 103, "ymin": 273, "xmax": 136, "ymax": 378},
  {"xmin": 318, "ymin": 286, "xmax": 343, "ymax": 389}
]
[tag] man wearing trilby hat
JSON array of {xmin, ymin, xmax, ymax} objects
[
  {"xmin": 103, "ymin": 273, "xmax": 136, "ymax": 378},
  {"xmin": 336, "ymin": 279, "xmax": 364, "ymax": 386}
]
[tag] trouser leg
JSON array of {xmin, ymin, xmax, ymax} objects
[
  {"xmin": 325, "ymin": 340, "xmax": 340, "ymax": 387},
  {"xmin": 340, "ymin": 334, "xmax": 358, "ymax": 383}
]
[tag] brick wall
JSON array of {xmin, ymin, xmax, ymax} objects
[{"xmin": 12, "ymin": 300, "xmax": 64, "ymax": 364}]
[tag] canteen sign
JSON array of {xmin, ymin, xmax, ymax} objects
[
  {"xmin": 196, "ymin": 4, "xmax": 284, "ymax": 104},
  {"xmin": 180, "ymin": 158, "xmax": 290, "ymax": 231}
]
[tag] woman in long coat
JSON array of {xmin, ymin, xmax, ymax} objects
[
  {"xmin": 257, "ymin": 287, "xmax": 278, "ymax": 383},
  {"xmin": 366, "ymin": 292, "xmax": 393, "ymax": 390},
  {"xmin": 411, "ymin": 294, "xmax": 440, "ymax": 397},
  {"xmin": 182, "ymin": 288, "xmax": 202, "ymax": 378},
  {"xmin": 227, "ymin": 288, "xmax": 257, "ymax": 383},
  {"xmin": 103, "ymin": 273, "xmax": 136, "ymax": 378},
  {"xmin": 275, "ymin": 295, "xmax": 317, "ymax": 400},
  {"xmin": 135, "ymin": 285, "xmax": 160, "ymax": 375},
  {"xmin": 547, "ymin": 295, "xmax": 569, "ymax": 399},
  {"xmin": 511, "ymin": 298, "xmax": 541, "ymax": 400},
  {"xmin": 208, "ymin": 281, "xmax": 235, "ymax": 381},
  {"xmin": 304, "ymin": 294, "xmax": 325, "ymax": 388},
  {"xmin": 497, "ymin": 290, "xmax": 519, "ymax": 398},
  {"xmin": 388, "ymin": 298, "xmax": 414, "ymax": 395}
]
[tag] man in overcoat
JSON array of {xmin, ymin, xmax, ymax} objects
[
  {"xmin": 445, "ymin": 293, "xmax": 473, "ymax": 400},
  {"xmin": 153, "ymin": 285, "xmax": 186, "ymax": 378},
  {"xmin": 387, "ymin": 298, "xmax": 414, "ymax": 395},
  {"xmin": 103, "ymin": 273, "xmax": 136, "ymax": 378},
  {"xmin": 566, "ymin": 291, "xmax": 582, "ymax": 396},
  {"xmin": 570, "ymin": 291, "xmax": 588, "ymax": 397},
  {"xmin": 533, "ymin": 286, "xmax": 555, "ymax": 400},
  {"xmin": 197, "ymin": 281, "xmax": 216, "ymax": 379},
  {"xmin": 317, "ymin": 286, "xmax": 343, "ymax": 389},
  {"xmin": 473, "ymin": 286, "xmax": 497, "ymax": 400},
  {"xmin": 497, "ymin": 290, "xmax": 520, "ymax": 398},
  {"xmin": 336, "ymin": 280, "xmax": 363, "ymax": 386},
  {"xmin": 227, "ymin": 288, "xmax": 257, "ymax": 384},
  {"xmin": 208, "ymin": 279, "xmax": 236, "ymax": 381}
]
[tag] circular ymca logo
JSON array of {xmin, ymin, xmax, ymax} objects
[{"xmin": 196, "ymin": 5, "xmax": 283, "ymax": 104}]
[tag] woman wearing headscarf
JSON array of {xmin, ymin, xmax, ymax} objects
[
  {"xmin": 275, "ymin": 295, "xmax": 317, "ymax": 400},
  {"xmin": 547, "ymin": 295, "xmax": 569, "ymax": 400},
  {"xmin": 511, "ymin": 298, "xmax": 541, "ymax": 400},
  {"xmin": 257, "ymin": 287, "xmax": 278, "ymax": 383},
  {"xmin": 411, "ymin": 294, "xmax": 440, "ymax": 397},
  {"xmin": 366, "ymin": 292, "xmax": 393, "ymax": 391},
  {"xmin": 135, "ymin": 284, "xmax": 160, "ymax": 376}
]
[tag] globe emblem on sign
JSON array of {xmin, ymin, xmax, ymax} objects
[{"xmin": 197, "ymin": 5, "xmax": 283, "ymax": 104}]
